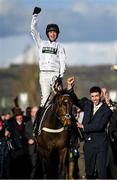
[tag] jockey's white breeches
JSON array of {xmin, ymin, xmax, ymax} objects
[{"xmin": 39, "ymin": 71, "xmax": 59, "ymax": 107}]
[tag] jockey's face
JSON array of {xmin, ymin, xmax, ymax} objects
[{"xmin": 48, "ymin": 31, "xmax": 58, "ymax": 42}]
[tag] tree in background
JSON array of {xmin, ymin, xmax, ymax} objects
[{"xmin": 13, "ymin": 64, "xmax": 40, "ymax": 106}]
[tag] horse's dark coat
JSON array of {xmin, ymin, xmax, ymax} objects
[{"xmin": 36, "ymin": 92, "xmax": 73, "ymax": 179}]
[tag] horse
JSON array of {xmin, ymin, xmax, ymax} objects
[{"xmin": 35, "ymin": 91, "xmax": 74, "ymax": 179}]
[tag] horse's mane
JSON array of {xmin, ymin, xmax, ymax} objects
[{"xmin": 51, "ymin": 92, "xmax": 60, "ymax": 103}]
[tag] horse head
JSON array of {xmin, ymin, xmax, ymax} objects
[{"xmin": 52, "ymin": 92, "xmax": 73, "ymax": 127}]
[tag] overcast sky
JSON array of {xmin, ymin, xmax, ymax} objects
[{"xmin": 0, "ymin": 0, "xmax": 117, "ymax": 66}]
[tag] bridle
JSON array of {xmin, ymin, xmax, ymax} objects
[{"xmin": 54, "ymin": 94, "xmax": 73, "ymax": 126}]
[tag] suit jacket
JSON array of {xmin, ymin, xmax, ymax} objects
[
  {"xmin": 8, "ymin": 117, "xmax": 26, "ymax": 151},
  {"xmin": 25, "ymin": 118, "xmax": 35, "ymax": 140},
  {"xmin": 69, "ymin": 90, "xmax": 112, "ymax": 150},
  {"xmin": 25, "ymin": 118, "xmax": 36, "ymax": 155}
]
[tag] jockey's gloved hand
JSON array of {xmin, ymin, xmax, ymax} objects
[
  {"xmin": 56, "ymin": 77, "xmax": 63, "ymax": 86},
  {"xmin": 33, "ymin": 7, "xmax": 41, "ymax": 14},
  {"xmin": 53, "ymin": 76, "xmax": 63, "ymax": 92}
]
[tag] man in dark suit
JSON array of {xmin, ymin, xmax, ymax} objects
[
  {"xmin": 67, "ymin": 76, "xmax": 112, "ymax": 179},
  {"xmin": 25, "ymin": 106, "xmax": 39, "ymax": 179}
]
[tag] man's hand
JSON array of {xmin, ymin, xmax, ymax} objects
[
  {"xmin": 101, "ymin": 88, "xmax": 108, "ymax": 97},
  {"xmin": 67, "ymin": 76, "xmax": 75, "ymax": 90},
  {"xmin": 5, "ymin": 130, "xmax": 11, "ymax": 137},
  {"xmin": 77, "ymin": 122, "xmax": 84, "ymax": 129},
  {"xmin": 67, "ymin": 76, "xmax": 75, "ymax": 85},
  {"xmin": 33, "ymin": 7, "xmax": 41, "ymax": 15},
  {"xmin": 28, "ymin": 139, "xmax": 35, "ymax": 145},
  {"xmin": 101, "ymin": 88, "xmax": 110, "ymax": 105}
]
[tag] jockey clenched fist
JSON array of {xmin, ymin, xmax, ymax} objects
[{"xmin": 33, "ymin": 7, "xmax": 41, "ymax": 14}]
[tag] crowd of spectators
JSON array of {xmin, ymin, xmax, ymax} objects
[{"xmin": 0, "ymin": 86, "xmax": 117, "ymax": 179}]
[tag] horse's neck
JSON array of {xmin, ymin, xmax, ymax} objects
[
  {"xmin": 42, "ymin": 104, "xmax": 62, "ymax": 130},
  {"xmin": 43, "ymin": 105, "xmax": 57, "ymax": 128}
]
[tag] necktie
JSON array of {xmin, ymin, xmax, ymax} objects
[{"xmin": 93, "ymin": 106, "xmax": 98, "ymax": 115}]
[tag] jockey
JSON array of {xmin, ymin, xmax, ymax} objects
[
  {"xmin": 33, "ymin": 76, "xmax": 64, "ymax": 136},
  {"xmin": 31, "ymin": 7, "xmax": 66, "ymax": 110}
]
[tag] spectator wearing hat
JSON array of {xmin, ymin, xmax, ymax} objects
[{"xmin": 8, "ymin": 107, "xmax": 27, "ymax": 178}]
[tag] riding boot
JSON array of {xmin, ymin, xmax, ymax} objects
[{"xmin": 33, "ymin": 106, "xmax": 43, "ymax": 136}]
